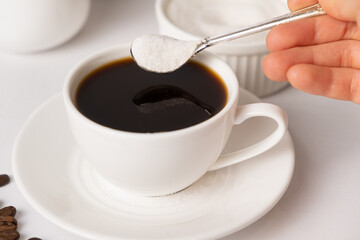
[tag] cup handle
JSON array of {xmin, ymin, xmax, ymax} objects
[{"xmin": 209, "ymin": 103, "xmax": 288, "ymax": 171}]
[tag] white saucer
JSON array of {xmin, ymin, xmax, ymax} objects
[{"xmin": 12, "ymin": 89, "xmax": 294, "ymax": 240}]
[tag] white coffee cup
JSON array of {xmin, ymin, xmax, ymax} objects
[{"xmin": 63, "ymin": 43, "xmax": 288, "ymax": 196}]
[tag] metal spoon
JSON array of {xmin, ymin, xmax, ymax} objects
[{"xmin": 131, "ymin": 3, "xmax": 325, "ymax": 73}]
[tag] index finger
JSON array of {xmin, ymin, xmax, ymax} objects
[{"xmin": 266, "ymin": 16, "xmax": 360, "ymax": 52}]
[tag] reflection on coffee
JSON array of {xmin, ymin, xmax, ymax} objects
[{"xmin": 75, "ymin": 58, "xmax": 227, "ymax": 133}]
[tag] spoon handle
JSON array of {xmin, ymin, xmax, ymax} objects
[{"xmin": 196, "ymin": 3, "xmax": 326, "ymax": 53}]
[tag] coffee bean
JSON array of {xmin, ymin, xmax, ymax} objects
[
  {"xmin": 0, "ymin": 202, "xmax": 39, "ymax": 240},
  {"xmin": 0, "ymin": 175, "xmax": 10, "ymax": 187},
  {"xmin": 0, "ymin": 216, "xmax": 17, "ymax": 231},
  {"xmin": 0, "ymin": 207, "xmax": 16, "ymax": 217},
  {"xmin": 0, "ymin": 230, "xmax": 20, "ymax": 240}
]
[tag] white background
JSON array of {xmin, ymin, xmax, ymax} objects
[{"xmin": 1, "ymin": 0, "xmax": 360, "ymax": 239}]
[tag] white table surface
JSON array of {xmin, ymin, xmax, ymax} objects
[{"xmin": 1, "ymin": 1, "xmax": 360, "ymax": 239}]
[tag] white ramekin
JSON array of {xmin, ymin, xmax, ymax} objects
[{"xmin": 155, "ymin": 0, "xmax": 289, "ymax": 97}]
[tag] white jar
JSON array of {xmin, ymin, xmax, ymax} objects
[
  {"xmin": 0, "ymin": 0, "xmax": 90, "ymax": 53},
  {"xmin": 156, "ymin": 0, "xmax": 289, "ymax": 97}
]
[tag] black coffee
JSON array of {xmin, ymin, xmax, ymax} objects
[{"xmin": 75, "ymin": 58, "xmax": 227, "ymax": 133}]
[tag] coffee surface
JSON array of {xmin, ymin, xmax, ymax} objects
[{"xmin": 76, "ymin": 58, "xmax": 227, "ymax": 132}]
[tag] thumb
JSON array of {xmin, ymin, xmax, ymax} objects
[
  {"xmin": 318, "ymin": 0, "xmax": 360, "ymax": 22},
  {"xmin": 288, "ymin": 0, "xmax": 360, "ymax": 23}
]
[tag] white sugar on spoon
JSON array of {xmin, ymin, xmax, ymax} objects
[
  {"xmin": 130, "ymin": 34, "xmax": 200, "ymax": 73},
  {"xmin": 131, "ymin": 4, "xmax": 325, "ymax": 73}
]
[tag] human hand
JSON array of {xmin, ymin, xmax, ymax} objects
[{"xmin": 263, "ymin": 0, "xmax": 360, "ymax": 104}]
